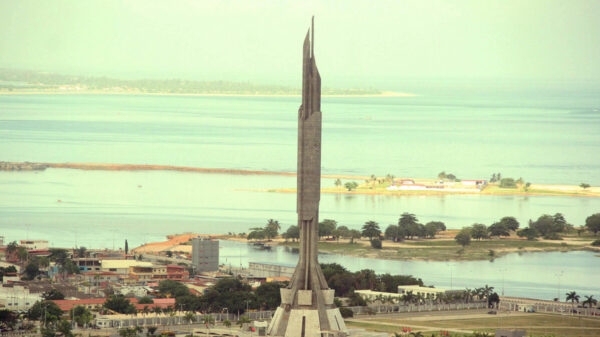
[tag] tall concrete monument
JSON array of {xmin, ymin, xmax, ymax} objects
[{"xmin": 267, "ymin": 18, "xmax": 348, "ymax": 337}]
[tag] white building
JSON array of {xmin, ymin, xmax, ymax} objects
[
  {"xmin": 397, "ymin": 285, "xmax": 452, "ymax": 297},
  {"xmin": 355, "ymin": 290, "xmax": 403, "ymax": 303},
  {"xmin": 0, "ymin": 284, "xmax": 42, "ymax": 311},
  {"xmin": 19, "ymin": 240, "xmax": 49, "ymax": 250}
]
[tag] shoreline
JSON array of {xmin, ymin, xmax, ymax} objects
[
  {"xmin": 135, "ymin": 233, "xmax": 600, "ymax": 262},
  {"xmin": 0, "ymin": 90, "xmax": 415, "ymax": 98}
]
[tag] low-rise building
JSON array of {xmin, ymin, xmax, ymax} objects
[
  {"xmin": 355, "ymin": 290, "xmax": 403, "ymax": 303},
  {"xmin": 397, "ymin": 285, "xmax": 459, "ymax": 298},
  {"xmin": 101, "ymin": 260, "xmax": 154, "ymax": 275},
  {"xmin": 81, "ymin": 271, "xmax": 121, "ymax": 284},
  {"xmin": 74, "ymin": 257, "xmax": 102, "ymax": 272},
  {"xmin": 0, "ymin": 284, "xmax": 42, "ymax": 311},
  {"xmin": 19, "ymin": 240, "xmax": 49, "ymax": 250}
]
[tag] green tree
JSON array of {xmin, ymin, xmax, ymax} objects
[
  {"xmin": 438, "ymin": 171, "xmax": 447, "ymax": 180},
  {"xmin": 57, "ymin": 320, "xmax": 74, "ymax": 337},
  {"xmin": 385, "ymin": 225, "xmax": 402, "ymax": 242},
  {"xmin": 499, "ymin": 216, "xmax": 520, "ymax": 231},
  {"xmin": 582, "ymin": 295, "xmax": 597, "ymax": 308},
  {"xmin": 71, "ymin": 305, "xmax": 93, "ymax": 327},
  {"xmin": 424, "ymin": 222, "xmax": 440, "ymax": 238},
  {"xmin": 104, "ymin": 295, "xmax": 136, "ymax": 314},
  {"xmin": 566, "ymin": 291, "xmax": 580, "ymax": 313},
  {"xmin": 223, "ymin": 319, "xmax": 232, "ymax": 331},
  {"xmin": 370, "ymin": 239, "xmax": 382, "ymax": 249},
  {"xmin": 488, "ymin": 222, "xmax": 510, "ymax": 237},
  {"xmin": 334, "ymin": 179, "xmax": 342, "ymax": 188},
  {"xmin": 580, "ymin": 183, "xmax": 590, "ymax": 189},
  {"xmin": 184, "ymin": 312, "xmax": 195, "ymax": 323},
  {"xmin": 344, "ymin": 181, "xmax": 358, "ymax": 191},
  {"xmin": 42, "ymin": 289, "xmax": 65, "ymax": 300},
  {"xmin": 470, "ymin": 224, "xmax": 488, "ymax": 240},
  {"xmin": 138, "ymin": 296, "xmax": 154, "ymax": 304},
  {"xmin": 158, "ymin": 280, "xmax": 190, "ymax": 298},
  {"xmin": 284, "ymin": 225, "xmax": 300, "ymax": 242},
  {"xmin": 361, "ymin": 221, "xmax": 381, "ymax": 240},
  {"xmin": 16, "ymin": 247, "xmax": 29, "ymax": 263},
  {"xmin": 264, "ymin": 219, "xmax": 281, "ymax": 240},
  {"xmin": 455, "ymin": 228, "xmax": 472, "ymax": 247},
  {"xmin": 517, "ymin": 227, "xmax": 539, "ymax": 240},
  {"xmin": 499, "ymin": 178, "xmax": 517, "ymax": 188},
  {"xmin": 247, "ymin": 229, "xmax": 266, "ymax": 241},
  {"xmin": 585, "ymin": 213, "xmax": 600, "ymax": 235},
  {"xmin": 319, "ymin": 219, "xmax": 337, "ymax": 238},
  {"xmin": 335, "ymin": 225, "xmax": 350, "ymax": 240},
  {"xmin": 23, "ymin": 262, "xmax": 40, "ymax": 280},
  {"xmin": 28, "ymin": 301, "xmax": 63, "ymax": 326},
  {"xmin": 255, "ymin": 281, "xmax": 286, "ymax": 310},
  {"xmin": 5, "ymin": 241, "xmax": 18, "ymax": 256},
  {"xmin": 237, "ymin": 315, "xmax": 251, "ymax": 328},
  {"xmin": 524, "ymin": 182, "xmax": 531, "ymax": 191},
  {"xmin": 349, "ymin": 229, "xmax": 362, "ymax": 244}
]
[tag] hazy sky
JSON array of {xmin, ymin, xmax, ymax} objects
[{"xmin": 1, "ymin": 0, "xmax": 599, "ymax": 86}]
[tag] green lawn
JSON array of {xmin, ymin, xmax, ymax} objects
[
  {"xmin": 349, "ymin": 313, "xmax": 600, "ymax": 337},
  {"xmin": 281, "ymin": 238, "xmax": 577, "ymax": 261}
]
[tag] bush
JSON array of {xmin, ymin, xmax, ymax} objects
[
  {"xmin": 499, "ymin": 178, "xmax": 517, "ymax": 188},
  {"xmin": 370, "ymin": 239, "xmax": 382, "ymax": 249},
  {"xmin": 339, "ymin": 307, "xmax": 353, "ymax": 318},
  {"xmin": 543, "ymin": 232, "xmax": 562, "ymax": 240},
  {"xmin": 591, "ymin": 239, "xmax": 600, "ymax": 247}
]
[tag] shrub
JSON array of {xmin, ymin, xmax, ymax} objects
[
  {"xmin": 499, "ymin": 178, "xmax": 517, "ymax": 188},
  {"xmin": 591, "ymin": 239, "xmax": 600, "ymax": 247},
  {"xmin": 370, "ymin": 239, "xmax": 382, "ymax": 249},
  {"xmin": 339, "ymin": 307, "xmax": 353, "ymax": 318},
  {"xmin": 543, "ymin": 232, "xmax": 562, "ymax": 240}
]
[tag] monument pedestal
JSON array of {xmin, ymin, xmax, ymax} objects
[{"xmin": 266, "ymin": 289, "xmax": 347, "ymax": 337}]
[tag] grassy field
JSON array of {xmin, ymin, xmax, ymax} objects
[
  {"xmin": 347, "ymin": 313, "xmax": 600, "ymax": 337},
  {"xmin": 280, "ymin": 238, "xmax": 578, "ymax": 261}
]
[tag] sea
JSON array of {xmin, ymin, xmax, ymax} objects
[{"xmin": 0, "ymin": 83, "xmax": 599, "ymax": 299}]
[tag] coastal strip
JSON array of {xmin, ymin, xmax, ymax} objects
[{"xmin": 0, "ymin": 161, "xmax": 368, "ymax": 180}]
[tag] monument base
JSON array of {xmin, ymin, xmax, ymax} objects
[{"xmin": 267, "ymin": 307, "xmax": 348, "ymax": 337}]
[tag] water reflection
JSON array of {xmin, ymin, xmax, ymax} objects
[{"xmin": 219, "ymin": 240, "xmax": 599, "ymax": 301}]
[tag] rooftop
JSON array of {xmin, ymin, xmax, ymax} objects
[{"xmin": 101, "ymin": 260, "xmax": 154, "ymax": 269}]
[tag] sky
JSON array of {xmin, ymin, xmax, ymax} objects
[{"xmin": 1, "ymin": 0, "xmax": 599, "ymax": 88}]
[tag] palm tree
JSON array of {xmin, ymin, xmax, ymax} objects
[
  {"xmin": 402, "ymin": 291, "xmax": 416, "ymax": 304},
  {"xmin": 409, "ymin": 332, "xmax": 424, "ymax": 337},
  {"xmin": 583, "ymin": 295, "xmax": 597, "ymax": 308},
  {"xmin": 482, "ymin": 285, "xmax": 494, "ymax": 299},
  {"xmin": 184, "ymin": 312, "xmax": 195, "ymax": 324},
  {"xmin": 223, "ymin": 319, "xmax": 232, "ymax": 332},
  {"xmin": 566, "ymin": 291, "xmax": 580, "ymax": 313},
  {"xmin": 463, "ymin": 288, "xmax": 472, "ymax": 303},
  {"xmin": 237, "ymin": 315, "xmax": 251, "ymax": 328}
]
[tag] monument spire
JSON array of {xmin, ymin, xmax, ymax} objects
[{"xmin": 267, "ymin": 18, "xmax": 347, "ymax": 337}]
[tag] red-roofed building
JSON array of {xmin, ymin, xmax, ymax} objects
[{"xmin": 52, "ymin": 298, "xmax": 107, "ymax": 312}]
